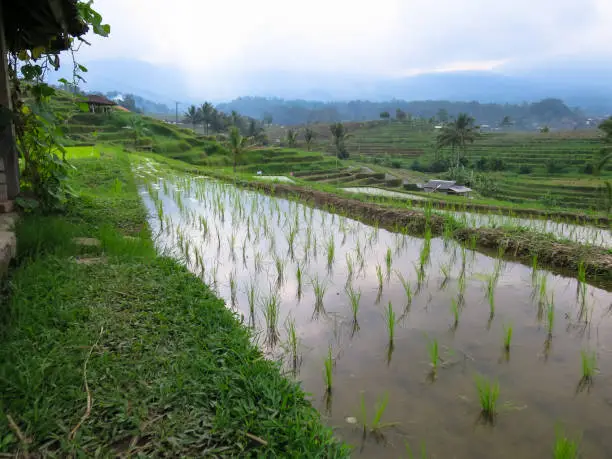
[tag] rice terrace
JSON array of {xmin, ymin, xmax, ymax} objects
[{"xmin": 2, "ymin": 1, "xmax": 612, "ymax": 458}]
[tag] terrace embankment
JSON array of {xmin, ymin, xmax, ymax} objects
[{"xmin": 232, "ymin": 179, "xmax": 612, "ymax": 286}]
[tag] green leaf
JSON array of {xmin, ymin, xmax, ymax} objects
[
  {"xmin": 78, "ymin": 102, "xmax": 89, "ymax": 113},
  {"xmin": 77, "ymin": 64, "xmax": 88, "ymax": 73}
]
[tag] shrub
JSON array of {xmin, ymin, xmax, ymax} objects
[
  {"xmin": 583, "ymin": 163, "xmax": 594, "ymax": 174},
  {"xmin": 475, "ymin": 158, "xmax": 489, "ymax": 171},
  {"xmin": 546, "ymin": 158, "xmax": 566, "ymax": 174},
  {"xmin": 391, "ymin": 160, "xmax": 402, "ymax": 169},
  {"xmin": 519, "ymin": 164, "xmax": 533, "ymax": 174},
  {"xmin": 410, "ymin": 160, "xmax": 422, "ymax": 171},
  {"xmin": 430, "ymin": 159, "xmax": 450, "ymax": 173},
  {"xmin": 490, "ymin": 158, "xmax": 506, "ymax": 171}
]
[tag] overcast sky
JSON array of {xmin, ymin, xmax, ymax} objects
[{"xmin": 77, "ymin": 0, "xmax": 612, "ymax": 98}]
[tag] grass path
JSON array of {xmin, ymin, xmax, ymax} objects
[{"xmin": 0, "ymin": 150, "xmax": 348, "ymax": 457}]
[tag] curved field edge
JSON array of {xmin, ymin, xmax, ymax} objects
[
  {"xmin": 200, "ymin": 172, "xmax": 611, "ymax": 289},
  {"xmin": 0, "ymin": 152, "xmax": 349, "ymax": 457}
]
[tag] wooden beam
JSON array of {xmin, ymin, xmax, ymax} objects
[{"xmin": 0, "ymin": 1, "xmax": 19, "ymax": 200}]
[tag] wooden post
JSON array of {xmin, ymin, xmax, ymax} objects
[{"xmin": 0, "ymin": 2, "xmax": 19, "ymax": 201}]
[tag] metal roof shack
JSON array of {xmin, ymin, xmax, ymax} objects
[{"xmin": 447, "ymin": 185, "xmax": 472, "ymax": 195}]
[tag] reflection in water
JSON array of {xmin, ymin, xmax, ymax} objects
[{"xmin": 134, "ymin": 161, "xmax": 612, "ymax": 459}]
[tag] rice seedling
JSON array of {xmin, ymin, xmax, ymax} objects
[
  {"xmin": 503, "ymin": 324, "xmax": 513, "ymax": 352},
  {"xmin": 296, "ymin": 263, "xmax": 303, "ymax": 299},
  {"xmin": 323, "ymin": 345, "xmax": 333, "ymax": 394},
  {"xmin": 376, "ymin": 264, "xmax": 384, "ymax": 292},
  {"xmin": 395, "ymin": 271, "xmax": 413, "ymax": 307},
  {"xmin": 580, "ymin": 350, "xmax": 597, "ymax": 384},
  {"xmin": 345, "ymin": 253, "xmax": 354, "ymax": 280},
  {"xmin": 385, "ymin": 247, "xmax": 392, "ymax": 278},
  {"xmin": 312, "ymin": 275, "xmax": 328, "ymax": 316},
  {"xmin": 553, "ymin": 426, "xmax": 580, "ymax": 459},
  {"xmin": 546, "ymin": 294, "xmax": 555, "ymax": 335},
  {"xmin": 262, "ymin": 293, "xmax": 281, "ymax": 347},
  {"xmin": 254, "ymin": 251, "xmax": 263, "ymax": 272},
  {"xmin": 229, "ymin": 271, "xmax": 237, "ymax": 306},
  {"xmin": 439, "ymin": 262, "xmax": 451, "ymax": 289},
  {"xmin": 326, "ymin": 235, "xmax": 335, "ymax": 268},
  {"xmin": 475, "ymin": 374, "xmax": 500, "ymax": 423},
  {"xmin": 405, "ymin": 442, "xmax": 429, "ymax": 459},
  {"xmin": 486, "ymin": 274, "xmax": 496, "ymax": 320},
  {"xmin": 285, "ymin": 317, "xmax": 301, "ymax": 374},
  {"xmin": 428, "ymin": 338, "xmax": 440, "ymax": 374},
  {"xmin": 346, "ymin": 285, "xmax": 361, "ymax": 328},
  {"xmin": 274, "ymin": 254, "xmax": 286, "ymax": 286},
  {"xmin": 246, "ymin": 280, "xmax": 258, "ymax": 327},
  {"xmin": 358, "ymin": 391, "xmax": 397, "ymax": 440},
  {"xmin": 577, "ymin": 260, "xmax": 587, "ymax": 306},
  {"xmin": 384, "ymin": 302, "xmax": 396, "ymax": 344},
  {"xmin": 450, "ymin": 298, "xmax": 459, "ymax": 330}
]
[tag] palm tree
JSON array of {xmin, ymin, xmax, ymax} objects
[
  {"xmin": 200, "ymin": 102, "xmax": 214, "ymax": 134},
  {"xmin": 228, "ymin": 126, "xmax": 253, "ymax": 173},
  {"xmin": 183, "ymin": 105, "xmax": 200, "ymax": 131},
  {"xmin": 304, "ymin": 127, "xmax": 316, "ymax": 151},
  {"xmin": 286, "ymin": 129, "xmax": 298, "ymax": 147},
  {"xmin": 436, "ymin": 113, "xmax": 478, "ymax": 167},
  {"xmin": 329, "ymin": 122, "xmax": 350, "ymax": 159}
]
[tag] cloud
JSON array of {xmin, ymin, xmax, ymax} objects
[{"xmin": 77, "ymin": 0, "xmax": 612, "ymax": 98}]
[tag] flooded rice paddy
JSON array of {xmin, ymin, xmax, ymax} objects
[
  {"xmin": 341, "ymin": 186, "xmax": 610, "ymax": 247},
  {"xmin": 137, "ymin": 163, "xmax": 612, "ymax": 458}
]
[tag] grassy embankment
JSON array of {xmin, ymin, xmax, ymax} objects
[{"xmin": 0, "ymin": 146, "xmax": 348, "ymax": 457}]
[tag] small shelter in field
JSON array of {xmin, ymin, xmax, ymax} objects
[
  {"xmin": 418, "ymin": 179, "xmax": 472, "ymax": 196},
  {"xmin": 0, "ymin": 0, "xmax": 88, "ymax": 202},
  {"xmin": 86, "ymin": 94, "xmax": 117, "ymax": 113}
]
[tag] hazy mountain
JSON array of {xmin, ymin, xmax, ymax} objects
[{"xmin": 50, "ymin": 58, "xmax": 612, "ymax": 115}]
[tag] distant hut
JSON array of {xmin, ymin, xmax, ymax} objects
[
  {"xmin": 86, "ymin": 94, "xmax": 117, "ymax": 113},
  {"xmin": 417, "ymin": 180, "xmax": 472, "ymax": 197}
]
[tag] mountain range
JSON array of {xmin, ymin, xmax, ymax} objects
[{"xmin": 50, "ymin": 58, "xmax": 612, "ymax": 115}]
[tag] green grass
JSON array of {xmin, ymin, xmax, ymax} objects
[
  {"xmin": 324, "ymin": 345, "xmax": 333, "ymax": 394},
  {"xmin": 503, "ymin": 324, "xmax": 513, "ymax": 352},
  {"xmin": 0, "ymin": 150, "xmax": 348, "ymax": 457},
  {"xmin": 580, "ymin": 350, "xmax": 597, "ymax": 383}
]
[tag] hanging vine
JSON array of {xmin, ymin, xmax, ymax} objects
[{"xmin": 6, "ymin": 1, "xmax": 109, "ymax": 211}]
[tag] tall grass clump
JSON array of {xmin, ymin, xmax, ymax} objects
[
  {"xmin": 428, "ymin": 338, "xmax": 440, "ymax": 375},
  {"xmin": 475, "ymin": 374, "xmax": 499, "ymax": 423},
  {"xmin": 246, "ymin": 280, "xmax": 258, "ymax": 327},
  {"xmin": 274, "ymin": 254, "xmax": 286, "ymax": 286}
]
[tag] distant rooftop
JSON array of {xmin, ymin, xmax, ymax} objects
[{"xmin": 86, "ymin": 94, "xmax": 117, "ymax": 106}]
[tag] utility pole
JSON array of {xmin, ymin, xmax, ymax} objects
[{"xmin": 175, "ymin": 101, "xmax": 179, "ymax": 124}]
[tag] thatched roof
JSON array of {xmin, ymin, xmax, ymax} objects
[
  {"xmin": 2, "ymin": 0, "xmax": 88, "ymax": 52},
  {"xmin": 86, "ymin": 94, "xmax": 116, "ymax": 106}
]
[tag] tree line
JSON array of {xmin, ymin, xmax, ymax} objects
[
  {"xmin": 217, "ymin": 97, "xmax": 584, "ymax": 129},
  {"xmin": 182, "ymin": 103, "xmax": 266, "ymax": 139}
]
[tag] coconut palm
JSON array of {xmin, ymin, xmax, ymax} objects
[
  {"xmin": 183, "ymin": 105, "xmax": 201, "ymax": 131},
  {"xmin": 436, "ymin": 113, "xmax": 479, "ymax": 167},
  {"xmin": 200, "ymin": 102, "xmax": 214, "ymax": 134},
  {"xmin": 329, "ymin": 122, "xmax": 350, "ymax": 159},
  {"xmin": 304, "ymin": 127, "xmax": 316, "ymax": 151},
  {"xmin": 286, "ymin": 129, "xmax": 298, "ymax": 147},
  {"xmin": 228, "ymin": 126, "xmax": 254, "ymax": 173}
]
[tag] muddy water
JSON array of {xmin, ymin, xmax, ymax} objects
[{"xmin": 137, "ymin": 169, "xmax": 612, "ymax": 458}]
